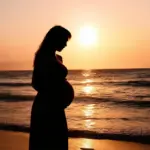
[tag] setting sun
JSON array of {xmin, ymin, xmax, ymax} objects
[{"xmin": 79, "ymin": 26, "xmax": 97, "ymax": 46}]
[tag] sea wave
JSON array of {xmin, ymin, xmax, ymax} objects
[
  {"xmin": 116, "ymin": 80, "xmax": 150, "ymax": 87},
  {"xmin": 74, "ymin": 116, "xmax": 149, "ymax": 122},
  {"xmin": 0, "ymin": 82, "xmax": 31, "ymax": 87},
  {"xmin": 0, "ymin": 123, "xmax": 149, "ymax": 144},
  {"xmin": 0, "ymin": 80, "xmax": 150, "ymax": 88},
  {"xmin": 75, "ymin": 97, "xmax": 150, "ymax": 108},
  {"xmin": 0, "ymin": 94, "xmax": 150, "ymax": 108},
  {"xmin": 0, "ymin": 93, "xmax": 34, "ymax": 101},
  {"xmin": 71, "ymin": 80, "xmax": 150, "ymax": 88}
]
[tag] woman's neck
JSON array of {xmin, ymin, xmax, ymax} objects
[{"xmin": 45, "ymin": 48, "xmax": 56, "ymax": 57}]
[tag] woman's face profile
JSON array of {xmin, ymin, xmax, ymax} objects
[{"xmin": 56, "ymin": 38, "xmax": 68, "ymax": 52}]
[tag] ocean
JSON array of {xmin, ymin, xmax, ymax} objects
[{"xmin": 0, "ymin": 69, "xmax": 150, "ymax": 139}]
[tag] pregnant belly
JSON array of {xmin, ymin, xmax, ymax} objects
[
  {"xmin": 35, "ymin": 80, "xmax": 74, "ymax": 109},
  {"xmin": 60, "ymin": 80, "xmax": 74, "ymax": 108}
]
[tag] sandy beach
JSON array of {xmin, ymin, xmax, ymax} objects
[{"xmin": 0, "ymin": 130, "xmax": 150, "ymax": 150}]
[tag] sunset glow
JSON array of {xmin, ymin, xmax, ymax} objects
[{"xmin": 0, "ymin": 0, "xmax": 150, "ymax": 70}]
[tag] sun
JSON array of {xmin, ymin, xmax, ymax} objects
[{"xmin": 79, "ymin": 26, "xmax": 97, "ymax": 46}]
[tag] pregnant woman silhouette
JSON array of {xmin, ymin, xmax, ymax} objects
[{"xmin": 29, "ymin": 26, "xmax": 74, "ymax": 150}]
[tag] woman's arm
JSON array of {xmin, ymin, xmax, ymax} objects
[{"xmin": 56, "ymin": 54, "xmax": 63, "ymax": 63}]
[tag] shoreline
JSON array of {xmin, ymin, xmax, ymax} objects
[{"xmin": 0, "ymin": 123, "xmax": 150, "ymax": 145}]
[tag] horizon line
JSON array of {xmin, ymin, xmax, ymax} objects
[{"xmin": 0, "ymin": 67, "xmax": 150, "ymax": 71}]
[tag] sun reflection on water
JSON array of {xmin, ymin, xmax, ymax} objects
[
  {"xmin": 82, "ymin": 73, "xmax": 90, "ymax": 77},
  {"xmin": 82, "ymin": 86, "xmax": 94, "ymax": 94},
  {"xmin": 82, "ymin": 104, "xmax": 96, "ymax": 129},
  {"xmin": 83, "ymin": 104, "xmax": 95, "ymax": 117},
  {"xmin": 85, "ymin": 119, "xmax": 95, "ymax": 129},
  {"xmin": 81, "ymin": 79, "xmax": 93, "ymax": 84}
]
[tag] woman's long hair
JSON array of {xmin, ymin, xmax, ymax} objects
[{"xmin": 33, "ymin": 25, "xmax": 71, "ymax": 68}]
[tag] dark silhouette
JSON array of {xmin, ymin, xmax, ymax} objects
[{"xmin": 29, "ymin": 26, "xmax": 74, "ymax": 150}]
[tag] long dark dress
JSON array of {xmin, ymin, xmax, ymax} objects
[{"xmin": 29, "ymin": 54, "xmax": 74, "ymax": 150}]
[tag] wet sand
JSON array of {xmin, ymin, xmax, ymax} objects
[{"xmin": 0, "ymin": 130, "xmax": 150, "ymax": 150}]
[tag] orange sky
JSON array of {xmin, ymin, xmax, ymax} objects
[{"xmin": 0, "ymin": 0, "xmax": 150, "ymax": 70}]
